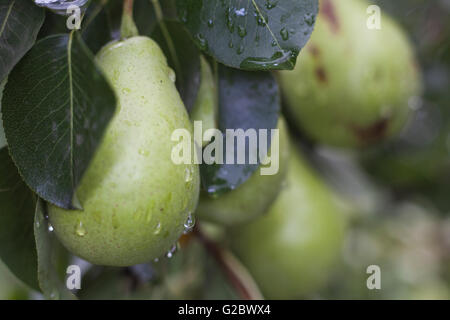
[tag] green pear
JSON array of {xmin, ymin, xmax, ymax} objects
[
  {"xmin": 279, "ymin": 0, "xmax": 422, "ymax": 148},
  {"xmin": 48, "ymin": 36, "xmax": 200, "ymax": 266},
  {"xmin": 190, "ymin": 56, "xmax": 218, "ymax": 147},
  {"xmin": 231, "ymin": 148, "xmax": 346, "ymax": 299},
  {"xmin": 196, "ymin": 117, "xmax": 290, "ymax": 226}
]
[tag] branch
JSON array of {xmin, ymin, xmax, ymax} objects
[{"xmin": 193, "ymin": 225, "xmax": 263, "ymax": 300}]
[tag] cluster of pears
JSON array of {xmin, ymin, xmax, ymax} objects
[
  {"xmin": 45, "ymin": 32, "xmax": 346, "ymax": 299},
  {"xmin": 45, "ymin": 0, "xmax": 422, "ymax": 299},
  {"xmin": 279, "ymin": 0, "xmax": 422, "ymax": 148}
]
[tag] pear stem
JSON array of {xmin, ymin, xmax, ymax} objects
[
  {"xmin": 193, "ymin": 224, "xmax": 264, "ymax": 300},
  {"xmin": 121, "ymin": 0, "xmax": 139, "ymax": 39}
]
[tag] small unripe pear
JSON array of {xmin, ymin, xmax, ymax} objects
[
  {"xmin": 279, "ymin": 0, "xmax": 422, "ymax": 148},
  {"xmin": 231, "ymin": 148, "xmax": 346, "ymax": 299},
  {"xmin": 48, "ymin": 37, "xmax": 200, "ymax": 266},
  {"xmin": 196, "ymin": 117, "xmax": 290, "ymax": 226},
  {"xmin": 190, "ymin": 56, "xmax": 218, "ymax": 147}
]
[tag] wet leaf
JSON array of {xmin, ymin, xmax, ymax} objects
[
  {"xmin": 2, "ymin": 32, "xmax": 117, "ymax": 210},
  {"xmin": 200, "ymin": 65, "xmax": 280, "ymax": 195},
  {"xmin": 0, "ymin": 0, "xmax": 45, "ymax": 82},
  {"xmin": 176, "ymin": 0, "xmax": 318, "ymax": 70}
]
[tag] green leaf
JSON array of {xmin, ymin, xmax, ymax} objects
[
  {"xmin": 176, "ymin": 0, "xmax": 318, "ymax": 70},
  {"xmin": 34, "ymin": 198, "xmax": 76, "ymax": 300},
  {"xmin": 201, "ymin": 65, "xmax": 280, "ymax": 196},
  {"xmin": 0, "ymin": 0, "xmax": 45, "ymax": 82},
  {"xmin": 2, "ymin": 32, "xmax": 117, "ymax": 210},
  {"xmin": 152, "ymin": 20, "xmax": 201, "ymax": 112},
  {"xmin": 0, "ymin": 147, "xmax": 39, "ymax": 291}
]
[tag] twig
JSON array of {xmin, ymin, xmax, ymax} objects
[{"xmin": 193, "ymin": 225, "xmax": 263, "ymax": 300}]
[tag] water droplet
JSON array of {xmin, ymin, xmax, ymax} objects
[
  {"xmin": 265, "ymin": 0, "xmax": 277, "ymax": 10},
  {"xmin": 304, "ymin": 13, "xmax": 315, "ymax": 27},
  {"xmin": 153, "ymin": 222, "xmax": 162, "ymax": 235},
  {"xmin": 153, "ymin": 257, "xmax": 159, "ymax": 263},
  {"xmin": 184, "ymin": 167, "xmax": 194, "ymax": 183},
  {"xmin": 138, "ymin": 149, "xmax": 149, "ymax": 156},
  {"xmin": 75, "ymin": 221, "xmax": 86, "ymax": 237},
  {"xmin": 183, "ymin": 213, "xmax": 195, "ymax": 234},
  {"xmin": 237, "ymin": 44, "xmax": 244, "ymax": 55},
  {"xmin": 196, "ymin": 34, "xmax": 208, "ymax": 50},
  {"xmin": 48, "ymin": 224, "xmax": 54, "ymax": 232},
  {"xmin": 238, "ymin": 26, "xmax": 247, "ymax": 38},
  {"xmin": 168, "ymin": 68, "xmax": 176, "ymax": 82},
  {"xmin": 166, "ymin": 244, "xmax": 177, "ymax": 258},
  {"xmin": 35, "ymin": 220, "xmax": 40, "ymax": 228},
  {"xmin": 280, "ymin": 27, "xmax": 289, "ymax": 40},
  {"xmin": 207, "ymin": 19, "xmax": 214, "ymax": 27}
]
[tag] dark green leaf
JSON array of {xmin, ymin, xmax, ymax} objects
[
  {"xmin": 176, "ymin": 0, "xmax": 318, "ymax": 70},
  {"xmin": 0, "ymin": 147, "xmax": 39, "ymax": 291},
  {"xmin": 0, "ymin": 0, "xmax": 45, "ymax": 82},
  {"xmin": 201, "ymin": 65, "xmax": 280, "ymax": 196},
  {"xmin": 2, "ymin": 32, "xmax": 117, "ymax": 210},
  {"xmin": 152, "ymin": 20, "xmax": 200, "ymax": 112},
  {"xmin": 34, "ymin": 198, "xmax": 76, "ymax": 299}
]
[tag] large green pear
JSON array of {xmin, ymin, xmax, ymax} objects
[
  {"xmin": 279, "ymin": 0, "xmax": 422, "ymax": 148},
  {"xmin": 48, "ymin": 36, "xmax": 200, "ymax": 266},
  {"xmin": 231, "ymin": 148, "xmax": 346, "ymax": 299},
  {"xmin": 196, "ymin": 117, "xmax": 290, "ymax": 226}
]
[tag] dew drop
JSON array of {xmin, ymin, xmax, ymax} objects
[
  {"xmin": 280, "ymin": 27, "xmax": 289, "ymax": 40},
  {"xmin": 238, "ymin": 26, "xmax": 247, "ymax": 38},
  {"xmin": 166, "ymin": 244, "xmax": 177, "ymax": 259},
  {"xmin": 184, "ymin": 167, "xmax": 194, "ymax": 183},
  {"xmin": 183, "ymin": 213, "xmax": 195, "ymax": 234},
  {"xmin": 153, "ymin": 222, "xmax": 162, "ymax": 235},
  {"xmin": 75, "ymin": 221, "xmax": 86, "ymax": 237},
  {"xmin": 304, "ymin": 13, "xmax": 315, "ymax": 27},
  {"xmin": 48, "ymin": 224, "xmax": 54, "ymax": 232},
  {"xmin": 265, "ymin": 0, "xmax": 277, "ymax": 10},
  {"xmin": 35, "ymin": 220, "xmax": 40, "ymax": 228},
  {"xmin": 168, "ymin": 68, "xmax": 176, "ymax": 82},
  {"xmin": 207, "ymin": 19, "xmax": 214, "ymax": 27},
  {"xmin": 237, "ymin": 44, "xmax": 244, "ymax": 55},
  {"xmin": 196, "ymin": 34, "xmax": 208, "ymax": 50},
  {"xmin": 138, "ymin": 149, "xmax": 149, "ymax": 156}
]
